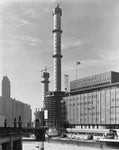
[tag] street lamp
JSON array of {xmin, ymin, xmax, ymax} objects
[{"xmin": 76, "ymin": 61, "xmax": 81, "ymax": 80}]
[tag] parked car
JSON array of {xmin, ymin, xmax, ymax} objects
[{"xmin": 103, "ymin": 129, "xmax": 118, "ymax": 139}]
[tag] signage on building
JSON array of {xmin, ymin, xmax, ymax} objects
[{"xmin": 70, "ymin": 72, "xmax": 111, "ymax": 91}]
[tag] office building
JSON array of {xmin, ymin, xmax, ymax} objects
[
  {"xmin": 62, "ymin": 71, "xmax": 119, "ymax": 129},
  {"xmin": 0, "ymin": 76, "xmax": 32, "ymax": 127},
  {"xmin": 2, "ymin": 76, "xmax": 11, "ymax": 99}
]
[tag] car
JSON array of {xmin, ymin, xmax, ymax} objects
[{"xmin": 104, "ymin": 129, "xmax": 118, "ymax": 139}]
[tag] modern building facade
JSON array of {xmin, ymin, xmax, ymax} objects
[
  {"xmin": 62, "ymin": 71, "xmax": 119, "ymax": 129},
  {"xmin": 0, "ymin": 76, "xmax": 32, "ymax": 127}
]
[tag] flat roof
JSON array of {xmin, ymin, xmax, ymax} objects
[
  {"xmin": 68, "ymin": 81, "xmax": 119, "ymax": 96},
  {"xmin": 70, "ymin": 71, "xmax": 119, "ymax": 92}
]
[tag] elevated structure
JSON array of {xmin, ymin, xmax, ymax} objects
[{"xmin": 52, "ymin": 4, "xmax": 62, "ymax": 91}]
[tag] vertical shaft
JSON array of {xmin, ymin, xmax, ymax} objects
[
  {"xmin": 52, "ymin": 5, "xmax": 63, "ymax": 91},
  {"xmin": 41, "ymin": 72, "xmax": 50, "ymax": 107}
]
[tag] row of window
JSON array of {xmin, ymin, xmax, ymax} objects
[{"xmin": 65, "ymin": 87, "xmax": 119, "ymax": 125}]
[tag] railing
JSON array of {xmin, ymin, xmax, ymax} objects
[{"xmin": 0, "ymin": 127, "xmax": 35, "ymax": 137}]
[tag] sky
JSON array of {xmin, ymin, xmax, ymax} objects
[{"xmin": 0, "ymin": 0, "xmax": 119, "ymax": 118}]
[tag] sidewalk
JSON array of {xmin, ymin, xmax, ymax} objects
[{"xmin": 23, "ymin": 141, "xmax": 116, "ymax": 150}]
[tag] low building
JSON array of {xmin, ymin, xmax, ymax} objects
[
  {"xmin": 62, "ymin": 71, "xmax": 119, "ymax": 129},
  {"xmin": 0, "ymin": 96, "xmax": 32, "ymax": 127}
]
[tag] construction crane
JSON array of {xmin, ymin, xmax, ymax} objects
[
  {"xmin": 41, "ymin": 66, "xmax": 53, "ymax": 72},
  {"xmin": 41, "ymin": 66, "xmax": 48, "ymax": 72}
]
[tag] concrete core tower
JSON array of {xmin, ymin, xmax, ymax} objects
[
  {"xmin": 52, "ymin": 4, "xmax": 62, "ymax": 91},
  {"xmin": 44, "ymin": 5, "xmax": 65, "ymax": 129},
  {"xmin": 41, "ymin": 69, "xmax": 50, "ymax": 107}
]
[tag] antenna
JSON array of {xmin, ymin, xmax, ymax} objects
[
  {"xmin": 41, "ymin": 66, "xmax": 53, "ymax": 73},
  {"xmin": 4, "ymin": 64, "xmax": 8, "ymax": 76}
]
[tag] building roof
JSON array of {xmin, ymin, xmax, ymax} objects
[{"xmin": 70, "ymin": 71, "xmax": 119, "ymax": 92}]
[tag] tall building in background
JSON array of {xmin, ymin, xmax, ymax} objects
[
  {"xmin": 2, "ymin": 76, "xmax": 10, "ymax": 99},
  {"xmin": 0, "ymin": 76, "xmax": 32, "ymax": 127},
  {"xmin": 52, "ymin": 4, "xmax": 62, "ymax": 92}
]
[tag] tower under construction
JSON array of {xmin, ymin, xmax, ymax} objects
[
  {"xmin": 41, "ymin": 68, "xmax": 50, "ymax": 107},
  {"xmin": 52, "ymin": 4, "xmax": 62, "ymax": 92},
  {"xmin": 44, "ymin": 5, "xmax": 65, "ymax": 129}
]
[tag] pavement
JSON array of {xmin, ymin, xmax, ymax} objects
[{"xmin": 23, "ymin": 141, "xmax": 118, "ymax": 150}]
